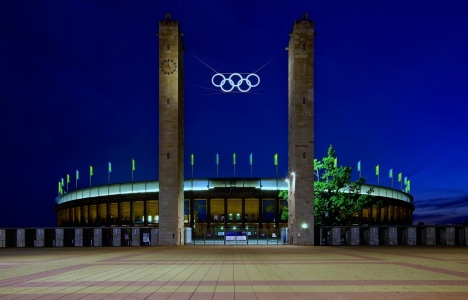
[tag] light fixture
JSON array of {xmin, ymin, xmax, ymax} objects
[{"xmin": 302, "ymin": 223, "xmax": 308, "ymax": 229}]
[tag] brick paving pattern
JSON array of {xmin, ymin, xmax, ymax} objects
[{"xmin": 0, "ymin": 246, "xmax": 467, "ymax": 299}]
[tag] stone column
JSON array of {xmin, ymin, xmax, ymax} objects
[
  {"xmin": 287, "ymin": 13, "xmax": 315, "ymax": 245},
  {"xmin": 158, "ymin": 14, "xmax": 185, "ymax": 246}
]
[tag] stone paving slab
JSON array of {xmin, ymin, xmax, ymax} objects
[{"xmin": 0, "ymin": 246, "xmax": 467, "ymax": 299}]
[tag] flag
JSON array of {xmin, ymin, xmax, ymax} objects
[
  {"xmin": 90, "ymin": 165, "xmax": 93, "ymax": 176},
  {"xmin": 250, "ymin": 153, "xmax": 252, "ymax": 165},
  {"xmin": 191, "ymin": 154, "xmax": 194, "ymax": 166},
  {"xmin": 357, "ymin": 161, "xmax": 361, "ymax": 171},
  {"xmin": 334, "ymin": 157, "xmax": 337, "ymax": 168},
  {"xmin": 233, "ymin": 153, "xmax": 236, "ymax": 165},
  {"xmin": 76, "ymin": 170, "xmax": 79, "ymax": 180},
  {"xmin": 108, "ymin": 162, "xmax": 112, "ymax": 172},
  {"xmin": 216, "ymin": 153, "xmax": 219, "ymax": 165},
  {"xmin": 389, "ymin": 168, "xmax": 393, "ymax": 178},
  {"xmin": 61, "ymin": 178, "xmax": 64, "ymax": 186},
  {"xmin": 132, "ymin": 158, "xmax": 136, "ymax": 171},
  {"xmin": 67, "ymin": 174, "xmax": 70, "ymax": 183},
  {"xmin": 404, "ymin": 176, "xmax": 407, "ymax": 185},
  {"xmin": 398, "ymin": 172, "xmax": 402, "ymax": 182},
  {"xmin": 375, "ymin": 165, "xmax": 379, "ymax": 176},
  {"xmin": 407, "ymin": 180, "xmax": 411, "ymax": 192},
  {"xmin": 274, "ymin": 153, "xmax": 278, "ymax": 166},
  {"xmin": 58, "ymin": 181, "xmax": 61, "ymax": 194}
]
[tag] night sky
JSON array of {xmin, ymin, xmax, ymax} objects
[{"xmin": 1, "ymin": 1, "xmax": 467, "ymax": 228}]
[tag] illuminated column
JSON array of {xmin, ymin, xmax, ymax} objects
[
  {"xmin": 287, "ymin": 13, "xmax": 315, "ymax": 245},
  {"xmin": 158, "ymin": 13, "xmax": 185, "ymax": 246}
]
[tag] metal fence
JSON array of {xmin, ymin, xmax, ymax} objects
[
  {"xmin": 1, "ymin": 226, "xmax": 467, "ymax": 247},
  {"xmin": 318, "ymin": 225, "xmax": 468, "ymax": 246},
  {"xmin": 191, "ymin": 228, "xmax": 287, "ymax": 245}
]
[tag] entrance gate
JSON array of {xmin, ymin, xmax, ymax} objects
[{"xmin": 192, "ymin": 228, "xmax": 283, "ymax": 245}]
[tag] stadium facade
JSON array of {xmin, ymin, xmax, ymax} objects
[{"xmin": 54, "ymin": 178, "xmax": 415, "ymax": 241}]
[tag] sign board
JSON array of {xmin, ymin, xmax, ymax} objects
[{"xmin": 143, "ymin": 233, "xmax": 150, "ymax": 243}]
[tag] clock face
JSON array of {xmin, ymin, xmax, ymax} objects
[{"xmin": 160, "ymin": 59, "xmax": 177, "ymax": 75}]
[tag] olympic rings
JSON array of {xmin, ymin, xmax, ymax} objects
[{"xmin": 211, "ymin": 73, "xmax": 260, "ymax": 92}]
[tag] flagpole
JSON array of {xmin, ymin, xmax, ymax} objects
[
  {"xmin": 191, "ymin": 154, "xmax": 194, "ymax": 189},
  {"xmin": 233, "ymin": 153, "xmax": 236, "ymax": 177},
  {"xmin": 89, "ymin": 166, "xmax": 92, "ymax": 187},
  {"xmin": 389, "ymin": 169, "xmax": 393, "ymax": 188},
  {"xmin": 376, "ymin": 165, "xmax": 379, "ymax": 185},
  {"xmin": 132, "ymin": 158, "xmax": 135, "ymax": 182},
  {"xmin": 274, "ymin": 153, "xmax": 278, "ymax": 188}
]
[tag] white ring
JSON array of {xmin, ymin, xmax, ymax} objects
[{"xmin": 211, "ymin": 73, "xmax": 261, "ymax": 92}]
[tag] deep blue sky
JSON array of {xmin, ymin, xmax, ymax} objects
[{"xmin": 1, "ymin": 1, "xmax": 467, "ymax": 227}]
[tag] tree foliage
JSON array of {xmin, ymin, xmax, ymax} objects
[
  {"xmin": 279, "ymin": 145, "xmax": 375, "ymax": 225},
  {"xmin": 279, "ymin": 190, "xmax": 289, "ymax": 221}
]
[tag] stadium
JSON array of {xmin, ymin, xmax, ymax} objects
[{"xmin": 54, "ymin": 178, "xmax": 415, "ymax": 241}]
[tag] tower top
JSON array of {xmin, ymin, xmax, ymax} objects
[
  {"xmin": 165, "ymin": 13, "xmax": 171, "ymax": 20},
  {"xmin": 302, "ymin": 12, "xmax": 308, "ymax": 20}
]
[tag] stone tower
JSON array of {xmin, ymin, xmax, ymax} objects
[
  {"xmin": 287, "ymin": 14, "xmax": 315, "ymax": 245},
  {"xmin": 158, "ymin": 14, "xmax": 185, "ymax": 246}
]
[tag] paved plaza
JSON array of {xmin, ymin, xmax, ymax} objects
[{"xmin": 0, "ymin": 245, "xmax": 467, "ymax": 299}]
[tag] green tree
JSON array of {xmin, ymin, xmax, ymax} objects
[
  {"xmin": 279, "ymin": 190, "xmax": 289, "ymax": 221},
  {"xmin": 279, "ymin": 145, "xmax": 375, "ymax": 225}
]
